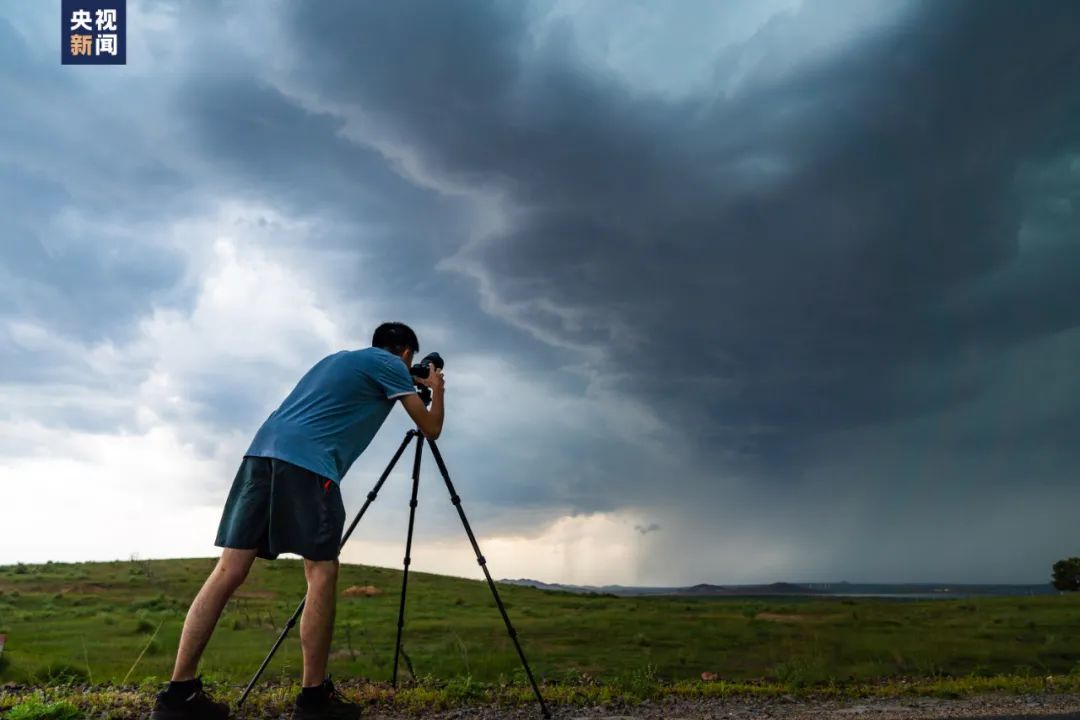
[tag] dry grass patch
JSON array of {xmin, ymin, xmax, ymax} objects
[
  {"xmin": 234, "ymin": 589, "xmax": 277, "ymax": 599},
  {"xmin": 754, "ymin": 612, "xmax": 844, "ymax": 623}
]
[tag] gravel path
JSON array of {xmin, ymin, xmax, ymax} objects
[
  {"xmin": 4, "ymin": 686, "xmax": 1079, "ymax": 719},
  {"xmin": 354, "ymin": 694, "xmax": 1080, "ymax": 720}
]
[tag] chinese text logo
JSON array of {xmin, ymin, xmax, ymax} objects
[{"xmin": 62, "ymin": 0, "xmax": 126, "ymax": 65}]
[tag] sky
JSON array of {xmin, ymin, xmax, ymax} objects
[{"xmin": 1, "ymin": 0, "xmax": 1078, "ymax": 586}]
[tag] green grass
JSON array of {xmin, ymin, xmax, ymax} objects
[
  {"xmin": 0, "ymin": 557, "xmax": 1078, "ymax": 716},
  {"xmin": 3, "ymin": 697, "xmax": 82, "ymax": 720}
]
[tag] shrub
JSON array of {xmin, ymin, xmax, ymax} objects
[
  {"xmin": 35, "ymin": 663, "xmax": 89, "ymax": 684},
  {"xmin": 444, "ymin": 674, "xmax": 485, "ymax": 702},
  {"xmin": 770, "ymin": 655, "xmax": 829, "ymax": 688},
  {"xmin": 1051, "ymin": 557, "xmax": 1080, "ymax": 591},
  {"xmin": 613, "ymin": 664, "xmax": 662, "ymax": 700},
  {"xmin": 6, "ymin": 698, "xmax": 82, "ymax": 720},
  {"xmin": 132, "ymin": 594, "xmax": 171, "ymax": 611}
]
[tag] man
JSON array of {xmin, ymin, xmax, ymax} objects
[{"xmin": 150, "ymin": 322, "xmax": 445, "ymax": 720}]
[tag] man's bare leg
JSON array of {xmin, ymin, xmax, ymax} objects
[
  {"xmin": 171, "ymin": 548, "xmax": 258, "ymax": 681},
  {"xmin": 300, "ymin": 558, "xmax": 339, "ymax": 687}
]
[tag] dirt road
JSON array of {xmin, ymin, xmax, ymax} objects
[{"xmin": 353, "ymin": 694, "xmax": 1080, "ymax": 720}]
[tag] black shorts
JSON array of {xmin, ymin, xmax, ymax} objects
[{"xmin": 214, "ymin": 456, "xmax": 346, "ymax": 561}]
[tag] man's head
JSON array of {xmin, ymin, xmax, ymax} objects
[{"xmin": 372, "ymin": 322, "xmax": 419, "ymax": 366}]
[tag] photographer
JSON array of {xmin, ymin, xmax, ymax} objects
[{"xmin": 150, "ymin": 322, "xmax": 444, "ymax": 720}]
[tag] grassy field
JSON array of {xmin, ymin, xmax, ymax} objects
[{"xmin": 1, "ymin": 557, "xmax": 1078, "ymax": 693}]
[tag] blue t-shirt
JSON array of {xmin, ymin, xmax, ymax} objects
[{"xmin": 245, "ymin": 347, "xmax": 418, "ymax": 483}]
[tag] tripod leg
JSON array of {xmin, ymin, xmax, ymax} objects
[
  {"xmin": 340, "ymin": 430, "xmax": 419, "ymax": 549},
  {"xmin": 426, "ymin": 439, "xmax": 552, "ymax": 719},
  {"xmin": 237, "ymin": 595, "xmax": 304, "ymax": 707},
  {"xmin": 392, "ymin": 431, "xmax": 425, "ymax": 687},
  {"xmin": 237, "ymin": 430, "xmax": 418, "ymax": 708}
]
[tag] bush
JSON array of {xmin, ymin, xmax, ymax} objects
[
  {"xmin": 613, "ymin": 664, "xmax": 662, "ymax": 700},
  {"xmin": 34, "ymin": 663, "xmax": 89, "ymax": 684},
  {"xmin": 1052, "ymin": 557, "xmax": 1080, "ymax": 591},
  {"xmin": 770, "ymin": 655, "xmax": 830, "ymax": 688},
  {"xmin": 132, "ymin": 593, "xmax": 171, "ymax": 611},
  {"xmin": 444, "ymin": 674, "xmax": 485, "ymax": 702},
  {"xmin": 6, "ymin": 698, "xmax": 82, "ymax": 720}
]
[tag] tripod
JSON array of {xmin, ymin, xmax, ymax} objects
[{"xmin": 237, "ymin": 428, "xmax": 551, "ymax": 719}]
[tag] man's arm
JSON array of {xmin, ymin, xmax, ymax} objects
[{"xmin": 400, "ymin": 372, "xmax": 444, "ymax": 439}]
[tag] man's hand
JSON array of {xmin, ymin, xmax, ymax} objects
[
  {"xmin": 415, "ymin": 365, "xmax": 445, "ymax": 394},
  {"xmin": 402, "ymin": 367, "xmax": 445, "ymax": 440}
]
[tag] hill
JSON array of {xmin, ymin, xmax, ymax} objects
[
  {"xmin": 497, "ymin": 579, "xmax": 825, "ymax": 596},
  {"xmin": 497, "ymin": 578, "xmax": 1055, "ymax": 597}
]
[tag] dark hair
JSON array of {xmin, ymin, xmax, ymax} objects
[{"xmin": 372, "ymin": 322, "xmax": 419, "ymax": 355}]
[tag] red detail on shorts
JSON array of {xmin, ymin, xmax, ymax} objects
[{"xmin": 323, "ymin": 479, "xmax": 332, "ymax": 492}]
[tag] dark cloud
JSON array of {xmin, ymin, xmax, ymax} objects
[
  {"xmin": 0, "ymin": 16, "xmax": 193, "ymax": 348},
  {"xmin": 274, "ymin": 0, "xmax": 1080, "ymax": 581},
  {"xmin": 3, "ymin": 0, "xmax": 1078, "ymax": 581},
  {"xmin": 283, "ymin": 0, "xmax": 1080, "ymax": 468}
]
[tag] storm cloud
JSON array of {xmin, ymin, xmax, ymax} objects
[{"xmin": 1, "ymin": 0, "xmax": 1077, "ymax": 584}]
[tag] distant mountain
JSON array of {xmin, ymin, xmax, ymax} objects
[
  {"xmin": 497, "ymin": 578, "xmax": 1058, "ymax": 598},
  {"xmin": 498, "ymin": 578, "xmax": 593, "ymax": 594},
  {"xmin": 497, "ymin": 578, "xmax": 824, "ymax": 597},
  {"xmin": 679, "ymin": 582, "xmax": 825, "ymax": 596}
]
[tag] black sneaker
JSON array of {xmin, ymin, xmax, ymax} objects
[
  {"xmin": 291, "ymin": 677, "xmax": 362, "ymax": 719},
  {"xmin": 149, "ymin": 676, "xmax": 230, "ymax": 720}
]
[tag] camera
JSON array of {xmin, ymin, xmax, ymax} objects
[
  {"xmin": 409, "ymin": 352, "xmax": 443, "ymax": 405},
  {"xmin": 409, "ymin": 351, "xmax": 444, "ymax": 381}
]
